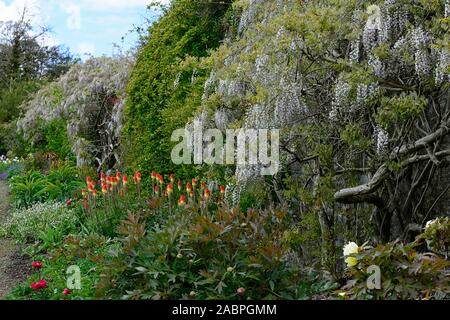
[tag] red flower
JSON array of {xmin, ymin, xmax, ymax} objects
[
  {"xmin": 30, "ymin": 279, "xmax": 47, "ymax": 290},
  {"xmin": 66, "ymin": 199, "xmax": 72, "ymax": 206},
  {"xmin": 236, "ymin": 287, "xmax": 245, "ymax": 296},
  {"xmin": 219, "ymin": 185, "xmax": 226, "ymax": 194},
  {"xmin": 178, "ymin": 195, "xmax": 187, "ymax": 207},
  {"xmin": 186, "ymin": 182, "xmax": 192, "ymax": 193},
  {"xmin": 204, "ymin": 189, "xmax": 211, "ymax": 199},
  {"xmin": 100, "ymin": 172, "xmax": 106, "ymax": 183},
  {"xmin": 169, "ymin": 173, "xmax": 175, "ymax": 183},
  {"xmin": 101, "ymin": 183, "xmax": 108, "ymax": 194},
  {"xmin": 153, "ymin": 185, "xmax": 160, "ymax": 195},
  {"xmin": 122, "ymin": 174, "xmax": 128, "ymax": 186},
  {"xmin": 63, "ymin": 288, "xmax": 71, "ymax": 296},
  {"xmin": 81, "ymin": 189, "xmax": 86, "ymax": 197},
  {"xmin": 177, "ymin": 179, "xmax": 182, "ymax": 191},
  {"xmin": 167, "ymin": 183, "xmax": 173, "ymax": 196},
  {"xmin": 192, "ymin": 178, "xmax": 198, "ymax": 187},
  {"xmin": 135, "ymin": 171, "xmax": 142, "ymax": 182},
  {"xmin": 31, "ymin": 261, "xmax": 43, "ymax": 269}
]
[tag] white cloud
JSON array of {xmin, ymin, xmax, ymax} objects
[
  {"xmin": 0, "ymin": 0, "xmax": 41, "ymax": 23},
  {"xmin": 65, "ymin": 4, "xmax": 81, "ymax": 30},
  {"xmin": 78, "ymin": 0, "xmax": 170, "ymax": 10},
  {"xmin": 77, "ymin": 42, "xmax": 96, "ymax": 56},
  {"xmin": 0, "ymin": 0, "xmax": 60, "ymax": 47}
]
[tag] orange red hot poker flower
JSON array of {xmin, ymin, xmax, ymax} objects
[
  {"xmin": 133, "ymin": 171, "xmax": 142, "ymax": 187},
  {"xmin": 178, "ymin": 195, "xmax": 187, "ymax": 207},
  {"xmin": 167, "ymin": 183, "xmax": 174, "ymax": 196}
]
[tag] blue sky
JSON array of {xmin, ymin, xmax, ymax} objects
[{"xmin": 0, "ymin": 0, "xmax": 169, "ymax": 58}]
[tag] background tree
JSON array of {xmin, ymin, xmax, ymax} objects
[{"xmin": 0, "ymin": 8, "xmax": 76, "ymax": 155}]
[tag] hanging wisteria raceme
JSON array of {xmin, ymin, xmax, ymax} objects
[
  {"xmin": 375, "ymin": 126, "xmax": 389, "ymax": 155},
  {"xmin": 192, "ymin": 0, "xmax": 450, "ymax": 218},
  {"xmin": 17, "ymin": 56, "xmax": 134, "ymax": 169}
]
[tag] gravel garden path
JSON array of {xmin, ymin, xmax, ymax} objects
[{"xmin": 0, "ymin": 180, "xmax": 30, "ymax": 299}]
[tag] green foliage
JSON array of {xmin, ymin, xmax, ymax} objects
[
  {"xmin": 123, "ymin": 0, "xmax": 233, "ymax": 178},
  {"xmin": 9, "ymin": 163, "xmax": 83, "ymax": 208},
  {"xmin": 0, "ymin": 81, "xmax": 41, "ymax": 124},
  {"xmin": 377, "ymin": 93, "xmax": 427, "ymax": 127},
  {"xmin": 0, "ymin": 17, "xmax": 76, "ymax": 156},
  {"xmin": 419, "ymin": 217, "xmax": 450, "ymax": 257},
  {"xmin": 9, "ymin": 171, "xmax": 49, "ymax": 208},
  {"xmin": 101, "ymin": 205, "xmax": 315, "ymax": 300},
  {"xmin": 341, "ymin": 124, "xmax": 372, "ymax": 151},
  {"xmin": 7, "ymin": 234, "xmax": 112, "ymax": 300},
  {"xmin": 0, "ymin": 201, "xmax": 78, "ymax": 244},
  {"xmin": 341, "ymin": 228, "xmax": 450, "ymax": 299},
  {"xmin": 40, "ymin": 119, "xmax": 72, "ymax": 160}
]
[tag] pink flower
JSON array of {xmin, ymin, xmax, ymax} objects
[
  {"xmin": 63, "ymin": 288, "xmax": 71, "ymax": 296},
  {"xmin": 31, "ymin": 261, "xmax": 43, "ymax": 269},
  {"xmin": 66, "ymin": 199, "xmax": 72, "ymax": 206},
  {"xmin": 236, "ymin": 287, "xmax": 246, "ymax": 296}
]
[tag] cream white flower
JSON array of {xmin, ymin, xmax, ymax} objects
[
  {"xmin": 343, "ymin": 242, "xmax": 359, "ymax": 256},
  {"xmin": 343, "ymin": 242, "xmax": 359, "ymax": 268},
  {"xmin": 227, "ymin": 267, "xmax": 234, "ymax": 272},
  {"xmin": 345, "ymin": 256, "xmax": 358, "ymax": 268}
]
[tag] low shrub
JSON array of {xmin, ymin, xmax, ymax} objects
[
  {"xmin": 9, "ymin": 163, "xmax": 83, "ymax": 208},
  {"xmin": 6, "ymin": 234, "xmax": 114, "ymax": 300},
  {"xmin": 0, "ymin": 201, "xmax": 78, "ymax": 244},
  {"xmin": 340, "ymin": 222, "xmax": 450, "ymax": 300}
]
